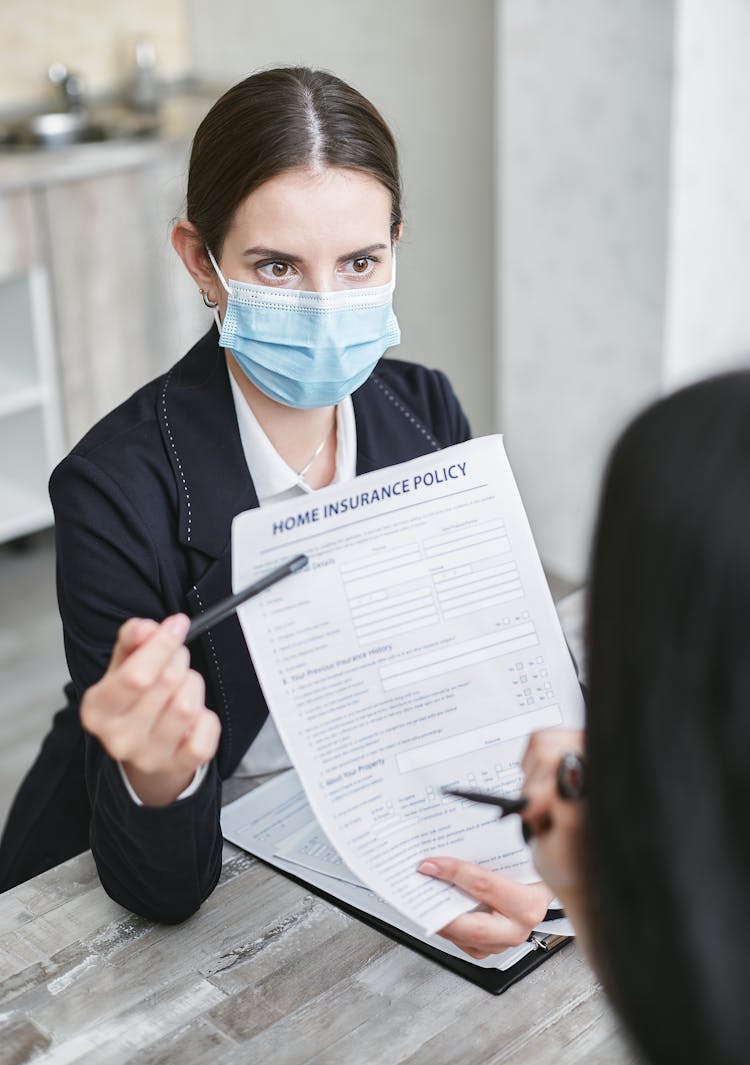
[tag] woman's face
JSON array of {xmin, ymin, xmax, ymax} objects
[{"xmin": 211, "ymin": 166, "xmax": 395, "ymax": 318}]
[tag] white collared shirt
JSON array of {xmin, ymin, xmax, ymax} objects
[
  {"xmin": 227, "ymin": 367, "xmax": 357, "ymax": 776},
  {"xmin": 227, "ymin": 365, "xmax": 357, "ymax": 503}
]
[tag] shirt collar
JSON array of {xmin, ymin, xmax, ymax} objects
[{"xmin": 227, "ymin": 365, "xmax": 357, "ymax": 504}]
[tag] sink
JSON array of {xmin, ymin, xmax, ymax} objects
[
  {"xmin": 8, "ymin": 111, "xmax": 107, "ymax": 147},
  {"xmin": 0, "ymin": 108, "xmax": 160, "ymax": 150}
]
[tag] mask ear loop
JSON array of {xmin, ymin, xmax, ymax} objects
[{"xmin": 206, "ymin": 247, "xmax": 230, "ymax": 331}]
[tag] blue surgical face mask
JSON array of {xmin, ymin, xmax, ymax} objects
[{"xmin": 207, "ymin": 249, "xmax": 400, "ymax": 410}]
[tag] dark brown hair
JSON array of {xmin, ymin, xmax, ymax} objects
[
  {"xmin": 187, "ymin": 66, "xmax": 402, "ymax": 257},
  {"xmin": 584, "ymin": 369, "xmax": 750, "ymax": 1064}
]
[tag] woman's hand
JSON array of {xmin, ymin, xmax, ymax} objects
[
  {"xmin": 80, "ymin": 615, "xmax": 221, "ymax": 807},
  {"xmin": 521, "ymin": 728, "xmax": 586, "ymax": 906},
  {"xmin": 417, "ymin": 859, "xmax": 552, "ymax": 958},
  {"xmin": 417, "ymin": 727, "xmax": 587, "ymax": 960}
]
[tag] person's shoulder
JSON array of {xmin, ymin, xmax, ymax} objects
[
  {"xmin": 368, "ymin": 357, "xmax": 455, "ymax": 406},
  {"xmin": 372, "ymin": 355, "xmax": 453, "ymax": 391},
  {"xmin": 371, "ymin": 356, "xmax": 465, "ymax": 419},
  {"xmin": 363, "ymin": 355, "xmax": 472, "ymax": 446}
]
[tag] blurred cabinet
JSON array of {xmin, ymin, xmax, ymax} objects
[
  {"xmin": 151, "ymin": 144, "xmax": 211, "ymax": 365},
  {"xmin": 42, "ymin": 150, "xmax": 207, "ymax": 447},
  {"xmin": 42, "ymin": 169, "xmax": 157, "ymax": 446},
  {"xmin": 0, "ymin": 141, "xmax": 210, "ymax": 543},
  {"xmin": 0, "ymin": 189, "xmax": 41, "ymax": 278},
  {"xmin": 0, "ymin": 191, "xmax": 63, "ymax": 541}
]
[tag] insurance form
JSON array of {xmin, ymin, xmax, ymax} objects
[{"xmin": 232, "ymin": 435, "xmax": 584, "ymax": 935}]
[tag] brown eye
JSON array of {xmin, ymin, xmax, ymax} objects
[
  {"xmin": 271, "ymin": 262, "xmax": 288, "ymax": 278},
  {"xmin": 352, "ymin": 258, "xmax": 369, "ymax": 273}
]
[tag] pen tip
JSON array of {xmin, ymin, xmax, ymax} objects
[{"xmin": 291, "ymin": 554, "xmax": 309, "ymax": 572}]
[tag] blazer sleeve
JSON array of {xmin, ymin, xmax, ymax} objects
[
  {"xmin": 50, "ymin": 453, "xmax": 223, "ymax": 923},
  {"xmin": 433, "ymin": 367, "xmax": 473, "ymax": 445}
]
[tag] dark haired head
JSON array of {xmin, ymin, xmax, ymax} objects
[
  {"xmin": 187, "ymin": 67, "xmax": 402, "ymax": 259},
  {"xmin": 584, "ymin": 368, "xmax": 750, "ymax": 1064}
]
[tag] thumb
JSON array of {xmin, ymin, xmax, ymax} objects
[{"xmin": 107, "ymin": 617, "xmax": 160, "ymax": 672}]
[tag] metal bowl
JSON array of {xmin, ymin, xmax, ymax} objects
[{"xmin": 3, "ymin": 111, "xmax": 108, "ymax": 148}]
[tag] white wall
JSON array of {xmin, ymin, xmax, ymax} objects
[
  {"xmin": 498, "ymin": 0, "xmax": 676, "ymax": 582},
  {"xmin": 663, "ymin": 0, "xmax": 750, "ymax": 386},
  {"xmin": 186, "ymin": 0, "xmax": 496, "ymax": 434},
  {"xmin": 0, "ymin": 0, "xmax": 190, "ymax": 110},
  {"xmin": 188, "ymin": 1, "xmax": 750, "ymax": 583}
]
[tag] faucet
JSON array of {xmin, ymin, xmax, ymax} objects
[
  {"xmin": 48, "ymin": 63, "xmax": 86, "ymax": 112},
  {"xmin": 127, "ymin": 40, "xmax": 160, "ymax": 113}
]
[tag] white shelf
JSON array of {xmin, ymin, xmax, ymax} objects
[
  {"xmin": 0, "ymin": 474, "xmax": 52, "ymax": 542},
  {"xmin": 0, "ymin": 268, "xmax": 63, "ymax": 543},
  {"xmin": 0, "ymin": 378, "xmax": 46, "ymax": 418},
  {"xmin": 0, "ymin": 274, "xmax": 44, "ymax": 386}
]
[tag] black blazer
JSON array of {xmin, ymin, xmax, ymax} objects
[{"xmin": 0, "ymin": 328, "xmax": 471, "ymax": 920}]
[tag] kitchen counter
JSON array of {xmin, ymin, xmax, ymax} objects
[{"xmin": 0, "ymin": 90, "xmax": 219, "ymax": 192}]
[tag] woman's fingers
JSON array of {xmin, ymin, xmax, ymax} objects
[
  {"xmin": 140, "ymin": 668, "xmax": 208, "ymax": 771},
  {"xmin": 521, "ymin": 727, "xmax": 584, "ymax": 825},
  {"xmin": 419, "ymin": 857, "xmax": 551, "ymax": 923},
  {"xmin": 438, "ymin": 909, "xmax": 533, "ymax": 954},
  {"xmin": 418, "ymin": 858, "xmax": 552, "ymax": 955},
  {"xmin": 519, "ymin": 728, "xmax": 588, "ymax": 906},
  {"xmin": 120, "ymin": 684, "xmax": 222, "ymax": 807},
  {"xmin": 82, "ymin": 626, "xmax": 187, "ymax": 745},
  {"xmin": 521, "ymin": 727, "xmax": 583, "ymax": 782},
  {"xmin": 414, "ymin": 731, "xmax": 586, "ymax": 959},
  {"xmin": 173, "ymin": 699, "xmax": 222, "ymax": 772},
  {"xmin": 81, "ymin": 613, "xmax": 215, "ymax": 776},
  {"xmin": 113, "ymin": 615, "xmax": 191, "ymax": 701},
  {"xmin": 84, "ymin": 615, "xmax": 191, "ymax": 732},
  {"xmin": 107, "ymin": 617, "xmax": 160, "ymax": 672}
]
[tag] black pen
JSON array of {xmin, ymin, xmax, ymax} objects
[
  {"xmin": 186, "ymin": 553, "xmax": 309, "ymax": 643},
  {"xmin": 443, "ymin": 753, "xmax": 586, "ymax": 820},
  {"xmin": 442, "ymin": 786, "xmax": 528, "ymax": 817}
]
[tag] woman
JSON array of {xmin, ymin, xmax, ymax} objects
[
  {"xmin": 1, "ymin": 68, "xmax": 548, "ymax": 951},
  {"xmin": 425, "ymin": 370, "xmax": 750, "ymax": 1063}
]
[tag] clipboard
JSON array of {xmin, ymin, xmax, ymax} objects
[
  {"xmin": 246, "ymin": 850, "xmax": 570, "ymax": 994},
  {"xmin": 221, "ymin": 772, "xmax": 572, "ymax": 995}
]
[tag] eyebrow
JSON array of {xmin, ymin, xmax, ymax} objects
[
  {"xmin": 242, "ymin": 243, "xmax": 389, "ymax": 263},
  {"xmin": 337, "ymin": 243, "xmax": 389, "ymax": 262},
  {"xmin": 242, "ymin": 246, "xmax": 302, "ymax": 262}
]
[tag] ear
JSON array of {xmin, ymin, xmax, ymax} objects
[
  {"xmin": 392, "ymin": 221, "xmax": 403, "ymax": 250},
  {"xmin": 172, "ymin": 221, "xmax": 220, "ymax": 301}
]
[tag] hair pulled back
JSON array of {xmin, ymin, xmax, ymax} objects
[{"xmin": 187, "ymin": 67, "xmax": 402, "ymax": 256}]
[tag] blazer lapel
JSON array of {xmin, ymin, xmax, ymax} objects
[
  {"xmin": 158, "ymin": 327, "xmax": 259, "ymax": 559},
  {"xmin": 158, "ymin": 328, "xmax": 264, "ymax": 773}
]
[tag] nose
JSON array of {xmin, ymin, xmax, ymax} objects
[{"xmin": 306, "ymin": 269, "xmax": 336, "ymax": 293}]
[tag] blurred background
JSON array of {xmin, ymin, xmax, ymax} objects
[{"xmin": 1, "ymin": 0, "xmax": 750, "ymax": 821}]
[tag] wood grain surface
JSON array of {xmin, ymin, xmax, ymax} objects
[{"xmin": 0, "ymin": 834, "xmax": 643, "ymax": 1065}]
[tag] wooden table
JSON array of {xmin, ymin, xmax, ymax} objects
[
  {"xmin": 0, "ymin": 787, "xmax": 641, "ymax": 1065},
  {"xmin": 0, "ymin": 591, "xmax": 643, "ymax": 1064}
]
